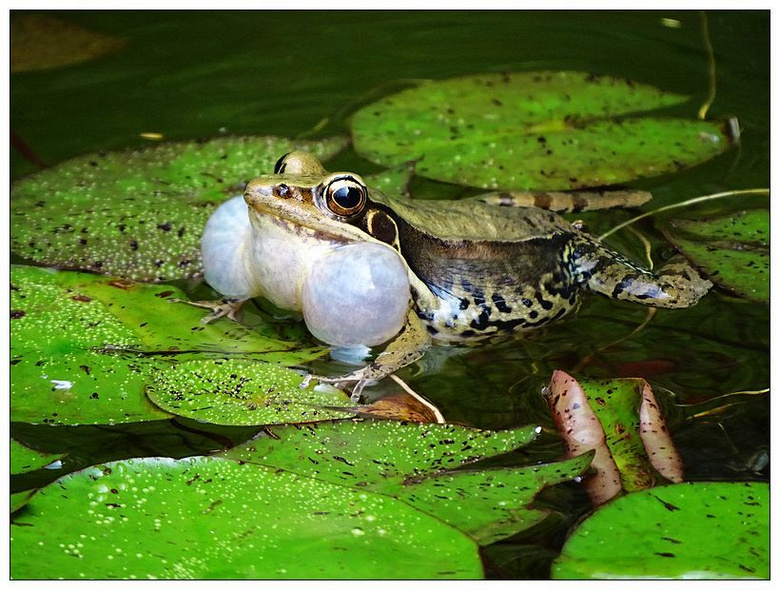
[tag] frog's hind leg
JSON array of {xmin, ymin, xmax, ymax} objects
[
  {"xmin": 472, "ymin": 189, "xmax": 652, "ymax": 212},
  {"xmin": 571, "ymin": 237, "xmax": 712, "ymax": 308}
]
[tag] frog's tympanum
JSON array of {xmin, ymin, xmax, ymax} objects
[{"xmin": 198, "ymin": 152, "xmax": 711, "ymax": 400}]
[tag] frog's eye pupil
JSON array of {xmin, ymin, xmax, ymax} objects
[
  {"xmin": 274, "ymin": 152, "xmax": 291, "ymax": 174},
  {"xmin": 332, "ymin": 185, "xmax": 362, "ymax": 209},
  {"xmin": 325, "ymin": 177, "xmax": 367, "ymax": 217}
]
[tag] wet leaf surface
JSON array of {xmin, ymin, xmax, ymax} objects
[
  {"xmin": 11, "ymin": 439, "xmax": 65, "ymax": 475},
  {"xmin": 10, "ymin": 135, "xmax": 347, "ymax": 282},
  {"xmin": 10, "ymin": 266, "xmax": 328, "ymax": 426},
  {"xmin": 352, "ymin": 71, "xmax": 731, "ymax": 190},
  {"xmin": 397, "ymin": 452, "xmax": 593, "ymax": 545},
  {"xmin": 220, "ymin": 420, "xmax": 541, "ymax": 491},
  {"xmin": 666, "ymin": 208, "xmax": 769, "ymax": 302},
  {"xmin": 220, "ymin": 420, "xmax": 587, "ymax": 544},
  {"xmin": 10, "ymin": 456, "xmax": 483, "ymax": 579},
  {"xmin": 552, "ymin": 481, "xmax": 769, "ymax": 579},
  {"xmin": 146, "ymin": 359, "xmax": 353, "ymax": 425}
]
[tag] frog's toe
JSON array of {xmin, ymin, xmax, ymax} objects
[{"xmin": 171, "ymin": 297, "xmax": 246, "ymax": 324}]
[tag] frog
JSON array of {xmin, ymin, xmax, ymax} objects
[{"xmin": 195, "ymin": 151, "xmax": 711, "ymax": 401}]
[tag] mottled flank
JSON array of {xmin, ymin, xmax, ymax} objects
[
  {"xmin": 351, "ymin": 71, "xmax": 732, "ymax": 191},
  {"xmin": 10, "ymin": 135, "xmax": 347, "ymax": 282}
]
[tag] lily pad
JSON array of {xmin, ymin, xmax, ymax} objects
[
  {"xmin": 397, "ymin": 453, "xmax": 593, "ymax": 545},
  {"xmin": 666, "ymin": 208, "xmax": 769, "ymax": 302},
  {"xmin": 351, "ymin": 71, "xmax": 731, "ymax": 190},
  {"xmin": 11, "ymin": 439, "xmax": 66, "ymax": 475},
  {"xmin": 10, "ymin": 135, "xmax": 347, "ymax": 282},
  {"xmin": 221, "ymin": 420, "xmax": 541, "ymax": 491},
  {"xmin": 544, "ymin": 371, "xmax": 683, "ymax": 505},
  {"xmin": 552, "ymin": 481, "xmax": 769, "ymax": 579},
  {"xmin": 146, "ymin": 359, "xmax": 353, "ymax": 425},
  {"xmin": 11, "ymin": 265, "xmax": 327, "ymax": 425},
  {"xmin": 220, "ymin": 421, "xmax": 589, "ymax": 544},
  {"xmin": 10, "ymin": 456, "xmax": 482, "ymax": 579}
]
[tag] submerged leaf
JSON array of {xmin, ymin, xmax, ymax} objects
[
  {"xmin": 11, "ymin": 457, "xmax": 482, "ymax": 579},
  {"xmin": 552, "ymin": 482, "xmax": 769, "ymax": 579},
  {"xmin": 352, "ymin": 71, "xmax": 731, "ymax": 190},
  {"xmin": 10, "ymin": 135, "xmax": 347, "ymax": 282},
  {"xmin": 11, "ymin": 14, "xmax": 126, "ymax": 73},
  {"xmin": 666, "ymin": 208, "xmax": 769, "ymax": 302}
]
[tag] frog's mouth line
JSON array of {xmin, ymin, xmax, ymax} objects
[{"xmin": 249, "ymin": 204, "xmax": 356, "ymax": 244}]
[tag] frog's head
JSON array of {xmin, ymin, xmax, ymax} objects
[{"xmin": 244, "ymin": 152, "xmax": 373, "ymax": 243}]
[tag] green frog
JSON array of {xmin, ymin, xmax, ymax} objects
[{"xmin": 197, "ymin": 152, "xmax": 711, "ymax": 400}]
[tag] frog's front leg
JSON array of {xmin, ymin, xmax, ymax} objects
[
  {"xmin": 572, "ymin": 236, "xmax": 712, "ymax": 308},
  {"xmin": 313, "ymin": 310, "xmax": 431, "ymax": 403},
  {"xmin": 172, "ymin": 296, "xmax": 247, "ymax": 324}
]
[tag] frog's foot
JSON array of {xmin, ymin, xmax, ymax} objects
[
  {"xmin": 170, "ymin": 297, "xmax": 246, "ymax": 324},
  {"xmin": 302, "ymin": 369, "xmax": 376, "ymax": 403},
  {"xmin": 576, "ymin": 244, "xmax": 712, "ymax": 308}
]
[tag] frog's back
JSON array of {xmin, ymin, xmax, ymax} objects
[{"xmin": 374, "ymin": 196, "xmax": 581, "ymax": 340}]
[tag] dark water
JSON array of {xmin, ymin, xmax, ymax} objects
[{"xmin": 10, "ymin": 10, "xmax": 769, "ymax": 579}]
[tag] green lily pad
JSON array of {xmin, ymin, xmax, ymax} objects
[
  {"xmin": 397, "ymin": 452, "xmax": 593, "ymax": 545},
  {"xmin": 11, "ymin": 490, "xmax": 39, "ymax": 514},
  {"xmin": 10, "ymin": 456, "xmax": 482, "ymax": 579},
  {"xmin": 552, "ymin": 481, "xmax": 769, "ymax": 579},
  {"xmin": 221, "ymin": 420, "xmax": 540, "ymax": 491},
  {"xmin": 11, "ymin": 439, "xmax": 65, "ymax": 475},
  {"xmin": 666, "ymin": 208, "xmax": 769, "ymax": 302},
  {"xmin": 146, "ymin": 358, "xmax": 353, "ymax": 425},
  {"xmin": 220, "ymin": 421, "xmax": 588, "ymax": 544},
  {"xmin": 10, "ymin": 135, "xmax": 347, "ymax": 282},
  {"xmin": 11, "ymin": 266, "xmax": 327, "ymax": 426},
  {"xmin": 351, "ymin": 71, "xmax": 730, "ymax": 191}
]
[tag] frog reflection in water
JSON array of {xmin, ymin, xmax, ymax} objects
[{"xmin": 196, "ymin": 152, "xmax": 711, "ymax": 401}]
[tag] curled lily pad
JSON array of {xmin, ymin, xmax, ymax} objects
[
  {"xmin": 10, "ymin": 456, "xmax": 482, "ymax": 579},
  {"xmin": 146, "ymin": 358, "xmax": 353, "ymax": 426},
  {"xmin": 552, "ymin": 481, "xmax": 769, "ymax": 579},
  {"xmin": 351, "ymin": 71, "xmax": 731, "ymax": 190},
  {"xmin": 665, "ymin": 208, "xmax": 769, "ymax": 302},
  {"xmin": 11, "ymin": 265, "xmax": 326, "ymax": 426},
  {"xmin": 10, "ymin": 135, "xmax": 347, "ymax": 282},
  {"xmin": 544, "ymin": 371, "xmax": 682, "ymax": 505}
]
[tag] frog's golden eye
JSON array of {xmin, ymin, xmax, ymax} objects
[{"xmin": 324, "ymin": 176, "xmax": 367, "ymax": 218}]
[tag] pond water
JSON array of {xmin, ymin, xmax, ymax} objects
[{"xmin": 10, "ymin": 10, "xmax": 769, "ymax": 579}]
